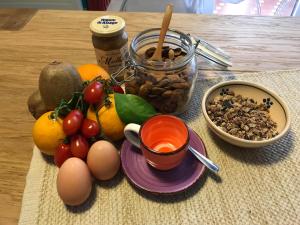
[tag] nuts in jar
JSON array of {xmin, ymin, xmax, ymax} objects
[
  {"xmin": 144, "ymin": 46, "xmax": 187, "ymax": 62},
  {"xmin": 125, "ymin": 29, "xmax": 198, "ymax": 114},
  {"xmin": 90, "ymin": 15, "xmax": 128, "ymax": 81}
]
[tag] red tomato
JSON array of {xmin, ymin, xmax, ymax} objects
[
  {"xmin": 63, "ymin": 110, "xmax": 84, "ymax": 136},
  {"xmin": 84, "ymin": 81, "xmax": 104, "ymax": 104},
  {"xmin": 54, "ymin": 143, "xmax": 73, "ymax": 167},
  {"xmin": 70, "ymin": 135, "xmax": 89, "ymax": 159},
  {"xmin": 112, "ymin": 85, "xmax": 124, "ymax": 94},
  {"xmin": 81, "ymin": 119, "xmax": 100, "ymax": 138}
]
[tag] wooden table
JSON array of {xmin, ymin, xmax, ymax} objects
[{"xmin": 0, "ymin": 9, "xmax": 299, "ymax": 224}]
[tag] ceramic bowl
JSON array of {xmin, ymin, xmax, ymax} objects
[{"xmin": 201, "ymin": 80, "xmax": 291, "ymax": 148}]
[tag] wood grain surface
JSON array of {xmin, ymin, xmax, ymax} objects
[
  {"xmin": 0, "ymin": 8, "xmax": 37, "ymax": 30},
  {"xmin": 0, "ymin": 9, "xmax": 299, "ymax": 224}
]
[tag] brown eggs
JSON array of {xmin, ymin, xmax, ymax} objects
[
  {"xmin": 87, "ymin": 140, "xmax": 120, "ymax": 181},
  {"xmin": 57, "ymin": 157, "xmax": 92, "ymax": 206}
]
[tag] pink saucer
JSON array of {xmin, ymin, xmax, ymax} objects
[{"xmin": 120, "ymin": 128, "xmax": 207, "ymax": 194}]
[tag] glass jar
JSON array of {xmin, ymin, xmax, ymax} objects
[
  {"xmin": 90, "ymin": 15, "xmax": 129, "ymax": 81},
  {"xmin": 124, "ymin": 28, "xmax": 198, "ymax": 114}
]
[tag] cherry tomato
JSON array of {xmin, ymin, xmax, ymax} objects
[
  {"xmin": 84, "ymin": 81, "xmax": 104, "ymax": 104},
  {"xmin": 112, "ymin": 85, "xmax": 124, "ymax": 94},
  {"xmin": 81, "ymin": 118, "xmax": 100, "ymax": 138},
  {"xmin": 70, "ymin": 135, "xmax": 89, "ymax": 159},
  {"xmin": 54, "ymin": 143, "xmax": 73, "ymax": 167},
  {"xmin": 63, "ymin": 110, "xmax": 84, "ymax": 136}
]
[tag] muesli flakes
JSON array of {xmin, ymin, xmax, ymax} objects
[{"xmin": 207, "ymin": 91, "xmax": 278, "ymax": 141}]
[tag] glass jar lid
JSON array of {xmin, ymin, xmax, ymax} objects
[
  {"xmin": 190, "ymin": 35, "xmax": 232, "ymax": 67},
  {"xmin": 128, "ymin": 28, "xmax": 232, "ymax": 70},
  {"xmin": 90, "ymin": 15, "xmax": 125, "ymax": 37}
]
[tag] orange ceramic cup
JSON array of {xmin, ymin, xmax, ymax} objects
[{"xmin": 124, "ymin": 115, "xmax": 189, "ymax": 170}]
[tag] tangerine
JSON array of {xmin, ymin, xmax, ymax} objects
[
  {"xmin": 77, "ymin": 64, "xmax": 110, "ymax": 81},
  {"xmin": 87, "ymin": 94, "xmax": 125, "ymax": 141},
  {"xmin": 32, "ymin": 111, "xmax": 66, "ymax": 155}
]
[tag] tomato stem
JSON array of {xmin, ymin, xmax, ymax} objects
[
  {"xmin": 63, "ymin": 137, "xmax": 70, "ymax": 144},
  {"xmin": 75, "ymin": 94, "xmax": 82, "ymax": 111}
]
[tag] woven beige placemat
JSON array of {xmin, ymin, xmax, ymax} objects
[{"xmin": 19, "ymin": 70, "xmax": 300, "ymax": 225}]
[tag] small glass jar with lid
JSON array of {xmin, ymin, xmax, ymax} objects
[
  {"xmin": 90, "ymin": 15, "xmax": 128, "ymax": 81},
  {"xmin": 124, "ymin": 28, "xmax": 198, "ymax": 114}
]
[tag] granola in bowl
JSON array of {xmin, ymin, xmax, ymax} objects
[
  {"xmin": 201, "ymin": 80, "xmax": 290, "ymax": 148},
  {"xmin": 207, "ymin": 90, "xmax": 278, "ymax": 141}
]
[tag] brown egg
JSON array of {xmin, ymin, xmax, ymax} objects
[
  {"xmin": 87, "ymin": 140, "xmax": 120, "ymax": 181},
  {"xmin": 57, "ymin": 157, "xmax": 92, "ymax": 206}
]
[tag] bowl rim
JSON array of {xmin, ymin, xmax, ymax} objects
[{"xmin": 201, "ymin": 80, "xmax": 291, "ymax": 144}]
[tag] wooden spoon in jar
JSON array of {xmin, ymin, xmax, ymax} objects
[{"xmin": 150, "ymin": 4, "xmax": 174, "ymax": 61}]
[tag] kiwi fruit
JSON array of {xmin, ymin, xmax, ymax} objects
[
  {"xmin": 39, "ymin": 61, "xmax": 82, "ymax": 110},
  {"xmin": 27, "ymin": 89, "xmax": 48, "ymax": 119}
]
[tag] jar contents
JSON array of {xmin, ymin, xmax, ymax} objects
[
  {"xmin": 125, "ymin": 46, "xmax": 195, "ymax": 114},
  {"xmin": 144, "ymin": 46, "xmax": 187, "ymax": 62},
  {"xmin": 90, "ymin": 15, "xmax": 128, "ymax": 81}
]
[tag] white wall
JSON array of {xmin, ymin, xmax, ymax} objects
[{"xmin": 0, "ymin": 0, "xmax": 83, "ymax": 10}]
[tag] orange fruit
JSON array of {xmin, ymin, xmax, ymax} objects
[
  {"xmin": 87, "ymin": 94, "xmax": 125, "ymax": 141},
  {"xmin": 77, "ymin": 64, "xmax": 110, "ymax": 81},
  {"xmin": 32, "ymin": 111, "xmax": 66, "ymax": 155}
]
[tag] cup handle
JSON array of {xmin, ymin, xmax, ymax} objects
[{"xmin": 124, "ymin": 123, "xmax": 141, "ymax": 148}]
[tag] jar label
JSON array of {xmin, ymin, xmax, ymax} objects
[{"xmin": 94, "ymin": 44, "xmax": 128, "ymax": 74}]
